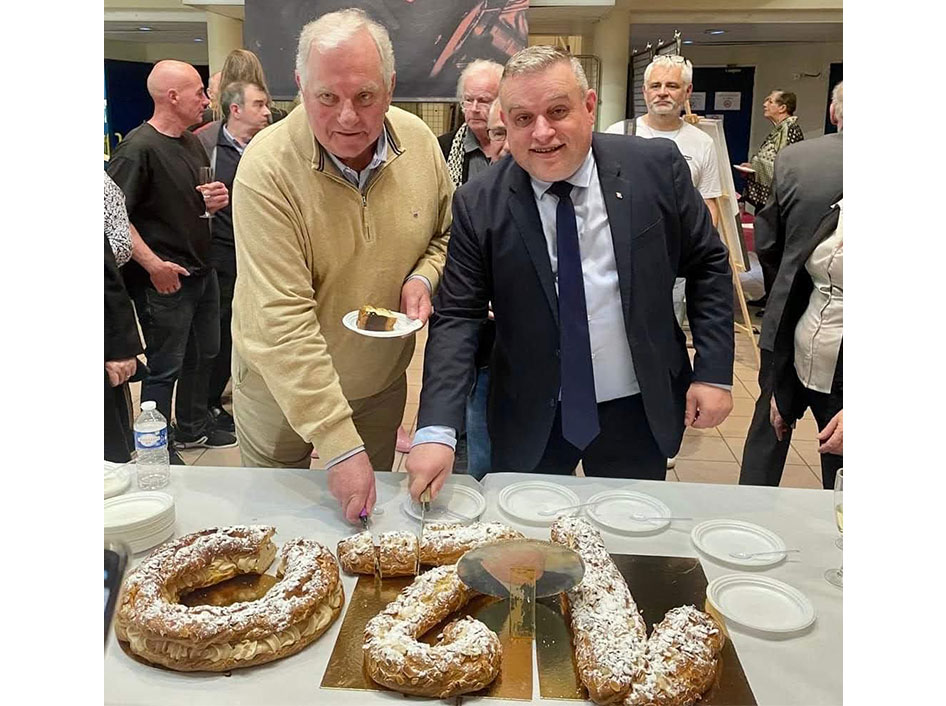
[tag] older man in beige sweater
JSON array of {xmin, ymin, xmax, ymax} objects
[{"xmin": 231, "ymin": 9, "xmax": 452, "ymax": 523}]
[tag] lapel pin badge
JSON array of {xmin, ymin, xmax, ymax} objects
[{"xmin": 616, "ymin": 192, "xmax": 623, "ymax": 199}]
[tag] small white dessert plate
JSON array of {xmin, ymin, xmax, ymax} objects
[
  {"xmin": 342, "ymin": 310, "xmax": 424, "ymax": 338},
  {"xmin": 498, "ymin": 481, "xmax": 581, "ymax": 526},
  {"xmin": 104, "ymin": 492, "xmax": 175, "ymax": 533},
  {"xmin": 403, "ymin": 484, "xmax": 486, "ymax": 523},
  {"xmin": 104, "ymin": 462, "xmax": 132, "ymax": 499},
  {"xmin": 691, "ymin": 519, "xmax": 788, "ymax": 568},
  {"xmin": 585, "ymin": 490, "xmax": 673, "ymax": 533},
  {"xmin": 707, "ymin": 574, "xmax": 816, "ymax": 635}
]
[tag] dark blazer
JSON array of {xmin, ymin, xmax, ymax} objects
[
  {"xmin": 105, "ymin": 233, "xmax": 143, "ymax": 362},
  {"xmin": 756, "ymin": 132, "xmax": 843, "ymax": 352},
  {"xmin": 771, "ymin": 206, "xmax": 843, "ymax": 424},
  {"xmin": 197, "ymin": 121, "xmax": 242, "ymax": 274},
  {"xmin": 418, "ymin": 133, "xmax": 734, "ymax": 469}
]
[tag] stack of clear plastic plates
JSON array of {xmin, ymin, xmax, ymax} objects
[{"xmin": 104, "ymin": 492, "xmax": 175, "ymax": 553}]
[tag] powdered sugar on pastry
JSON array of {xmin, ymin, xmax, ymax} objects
[
  {"xmin": 115, "ymin": 525, "xmax": 344, "ymax": 671},
  {"xmin": 363, "ymin": 564, "xmax": 502, "ymax": 697}
]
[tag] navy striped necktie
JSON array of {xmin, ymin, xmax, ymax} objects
[{"xmin": 548, "ymin": 180, "xmax": 600, "ymax": 450}]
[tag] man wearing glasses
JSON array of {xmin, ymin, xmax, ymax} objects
[{"xmin": 439, "ymin": 60, "xmax": 504, "ymax": 188}]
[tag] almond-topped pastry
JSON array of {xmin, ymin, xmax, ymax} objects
[
  {"xmin": 114, "ymin": 525, "xmax": 344, "ymax": 672},
  {"xmin": 363, "ymin": 564, "xmax": 501, "ymax": 697},
  {"xmin": 357, "ymin": 305, "xmax": 398, "ymax": 331},
  {"xmin": 550, "ymin": 516, "xmax": 724, "ymax": 706},
  {"xmin": 337, "ymin": 522, "xmax": 524, "ymax": 576}
]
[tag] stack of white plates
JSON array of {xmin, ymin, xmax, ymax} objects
[{"xmin": 104, "ymin": 492, "xmax": 175, "ymax": 553}]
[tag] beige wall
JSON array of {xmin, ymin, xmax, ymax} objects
[{"xmin": 684, "ymin": 42, "xmax": 842, "ymax": 147}]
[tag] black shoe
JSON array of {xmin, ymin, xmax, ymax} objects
[
  {"xmin": 209, "ymin": 405, "xmax": 235, "ymax": 433},
  {"xmin": 174, "ymin": 429, "xmax": 209, "ymax": 449},
  {"xmin": 169, "ymin": 447, "xmax": 187, "ymax": 465},
  {"xmin": 201, "ymin": 427, "xmax": 239, "ymax": 449}
]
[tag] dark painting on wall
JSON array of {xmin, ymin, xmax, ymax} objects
[{"xmin": 245, "ymin": 0, "xmax": 529, "ymax": 101}]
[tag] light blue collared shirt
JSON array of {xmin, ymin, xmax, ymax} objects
[{"xmin": 325, "ymin": 128, "xmax": 388, "ymax": 193}]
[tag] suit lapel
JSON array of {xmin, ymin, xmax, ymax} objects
[
  {"xmin": 508, "ymin": 166, "xmax": 559, "ymax": 325},
  {"xmin": 593, "ymin": 138, "xmax": 634, "ymax": 321}
]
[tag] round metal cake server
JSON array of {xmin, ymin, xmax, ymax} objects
[{"xmin": 456, "ymin": 538, "xmax": 584, "ymax": 598}]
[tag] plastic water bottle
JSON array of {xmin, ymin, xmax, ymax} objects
[{"xmin": 134, "ymin": 401, "xmax": 170, "ymax": 490}]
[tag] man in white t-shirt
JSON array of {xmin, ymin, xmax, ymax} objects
[
  {"xmin": 607, "ymin": 55, "xmax": 725, "ymax": 471},
  {"xmin": 606, "ymin": 55, "xmax": 722, "ymax": 328}
]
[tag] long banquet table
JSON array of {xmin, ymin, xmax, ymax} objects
[{"xmin": 104, "ymin": 467, "xmax": 842, "ymax": 706}]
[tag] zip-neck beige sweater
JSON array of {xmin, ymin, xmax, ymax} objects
[{"xmin": 231, "ymin": 105, "xmax": 453, "ymax": 462}]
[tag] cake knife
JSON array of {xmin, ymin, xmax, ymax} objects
[
  {"xmin": 359, "ymin": 507, "xmax": 382, "ymax": 579},
  {"xmin": 416, "ymin": 487, "xmax": 432, "ymax": 575}
]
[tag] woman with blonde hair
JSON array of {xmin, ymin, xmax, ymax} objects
[{"xmin": 194, "ymin": 49, "xmax": 284, "ymax": 134}]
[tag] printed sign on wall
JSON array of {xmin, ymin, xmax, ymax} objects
[
  {"xmin": 714, "ymin": 91, "xmax": 742, "ymax": 111},
  {"xmin": 689, "ymin": 91, "xmax": 706, "ymax": 111}
]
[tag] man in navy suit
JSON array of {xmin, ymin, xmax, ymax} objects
[{"xmin": 406, "ymin": 47, "xmax": 734, "ymax": 499}]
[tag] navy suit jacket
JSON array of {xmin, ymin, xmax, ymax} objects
[{"xmin": 418, "ymin": 133, "xmax": 734, "ymax": 470}]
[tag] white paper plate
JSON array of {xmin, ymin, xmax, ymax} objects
[
  {"xmin": 106, "ymin": 521, "xmax": 175, "ymax": 554},
  {"xmin": 707, "ymin": 574, "xmax": 815, "ymax": 635},
  {"xmin": 691, "ymin": 519, "xmax": 788, "ymax": 568},
  {"xmin": 104, "ymin": 492, "xmax": 175, "ymax": 533},
  {"xmin": 403, "ymin": 484, "xmax": 486, "ymax": 523},
  {"xmin": 585, "ymin": 490, "xmax": 673, "ymax": 533},
  {"xmin": 104, "ymin": 463, "xmax": 132, "ymax": 499},
  {"xmin": 498, "ymin": 481, "xmax": 581, "ymax": 526},
  {"xmin": 342, "ymin": 310, "xmax": 424, "ymax": 338}
]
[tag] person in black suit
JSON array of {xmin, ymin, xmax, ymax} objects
[
  {"xmin": 739, "ymin": 83, "xmax": 843, "ymax": 487},
  {"xmin": 406, "ymin": 47, "xmax": 734, "ymax": 499}
]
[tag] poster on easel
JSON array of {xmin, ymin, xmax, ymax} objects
[{"xmin": 694, "ymin": 117, "xmax": 747, "ymax": 271}]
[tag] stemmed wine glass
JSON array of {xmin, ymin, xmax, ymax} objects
[
  {"xmin": 198, "ymin": 166, "xmax": 213, "ymax": 219},
  {"xmin": 824, "ymin": 468, "xmax": 843, "ymax": 588}
]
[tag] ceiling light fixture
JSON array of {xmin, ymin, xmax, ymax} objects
[
  {"xmin": 194, "ymin": 38, "xmax": 203, "ymax": 42},
  {"xmin": 704, "ymin": 29, "xmax": 726, "ymax": 35},
  {"xmin": 138, "ymin": 26, "xmax": 151, "ymax": 31},
  {"xmin": 683, "ymin": 40, "xmax": 694, "ymax": 45}
]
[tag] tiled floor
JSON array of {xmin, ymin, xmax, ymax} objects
[{"xmin": 137, "ymin": 309, "xmax": 827, "ymax": 489}]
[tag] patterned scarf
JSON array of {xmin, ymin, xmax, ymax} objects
[
  {"xmin": 446, "ymin": 123, "xmax": 469, "ymax": 189},
  {"xmin": 751, "ymin": 115, "xmax": 803, "ymax": 189}
]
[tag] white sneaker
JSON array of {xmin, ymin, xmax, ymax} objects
[{"xmin": 666, "ymin": 456, "xmax": 677, "ymax": 470}]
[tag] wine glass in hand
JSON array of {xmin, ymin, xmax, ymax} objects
[
  {"xmin": 198, "ymin": 166, "xmax": 213, "ymax": 219},
  {"xmin": 824, "ymin": 469, "xmax": 843, "ymax": 588}
]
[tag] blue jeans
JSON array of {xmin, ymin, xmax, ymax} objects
[
  {"xmin": 130, "ymin": 270, "xmax": 220, "ymax": 439},
  {"xmin": 464, "ymin": 367, "xmax": 492, "ymax": 481}
]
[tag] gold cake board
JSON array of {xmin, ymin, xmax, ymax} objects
[{"xmin": 323, "ymin": 556, "xmax": 756, "ymax": 704}]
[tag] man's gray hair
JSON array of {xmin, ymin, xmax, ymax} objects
[
  {"xmin": 295, "ymin": 8, "xmax": 395, "ymax": 90},
  {"xmin": 831, "ymin": 81, "xmax": 843, "ymax": 124},
  {"xmin": 502, "ymin": 46, "xmax": 589, "ymax": 94},
  {"xmin": 222, "ymin": 80, "xmax": 264, "ymax": 120},
  {"xmin": 456, "ymin": 59, "xmax": 504, "ymax": 103},
  {"xmin": 643, "ymin": 55, "xmax": 693, "ymax": 85}
]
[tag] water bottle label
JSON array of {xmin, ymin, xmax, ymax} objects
[{"xmin": 135, "ymin": 427, "xmax": 168, "ymax": 450}]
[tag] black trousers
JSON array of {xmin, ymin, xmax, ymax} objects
[
  {"xmin": 740, "ymin": 349, "xmax": 842, "ymax": 490},
  {"xmin": 104, "ymin": 374, "xmax": 134, "ymax": 463},
  {"xmin": 493, "ymin": 394, "xmax": 667, "ymax": 480},
  {"xmin": 208, "ymin": 267, "xmax": 234, "ymax": 407},
  {"xmin": 739, "ymin": 350, "xmax": 793, "ymax": 486}
]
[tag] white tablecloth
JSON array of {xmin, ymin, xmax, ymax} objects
[{"xmin": 104, "ymin": 468, "xmax": 842, "ymax": 706}]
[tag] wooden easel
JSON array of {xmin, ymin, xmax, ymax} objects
[
  {"xmin": 716, "ymin": 194, "xmax": 760, "ymax": 369},
  {"xmin": 686, "ymin": 106, "xmax": 760, "ymax": 369}
]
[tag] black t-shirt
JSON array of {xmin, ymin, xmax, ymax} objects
[{"xmin": 106, "ymin": 123, "xmax": 212, "ymax": 285}]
